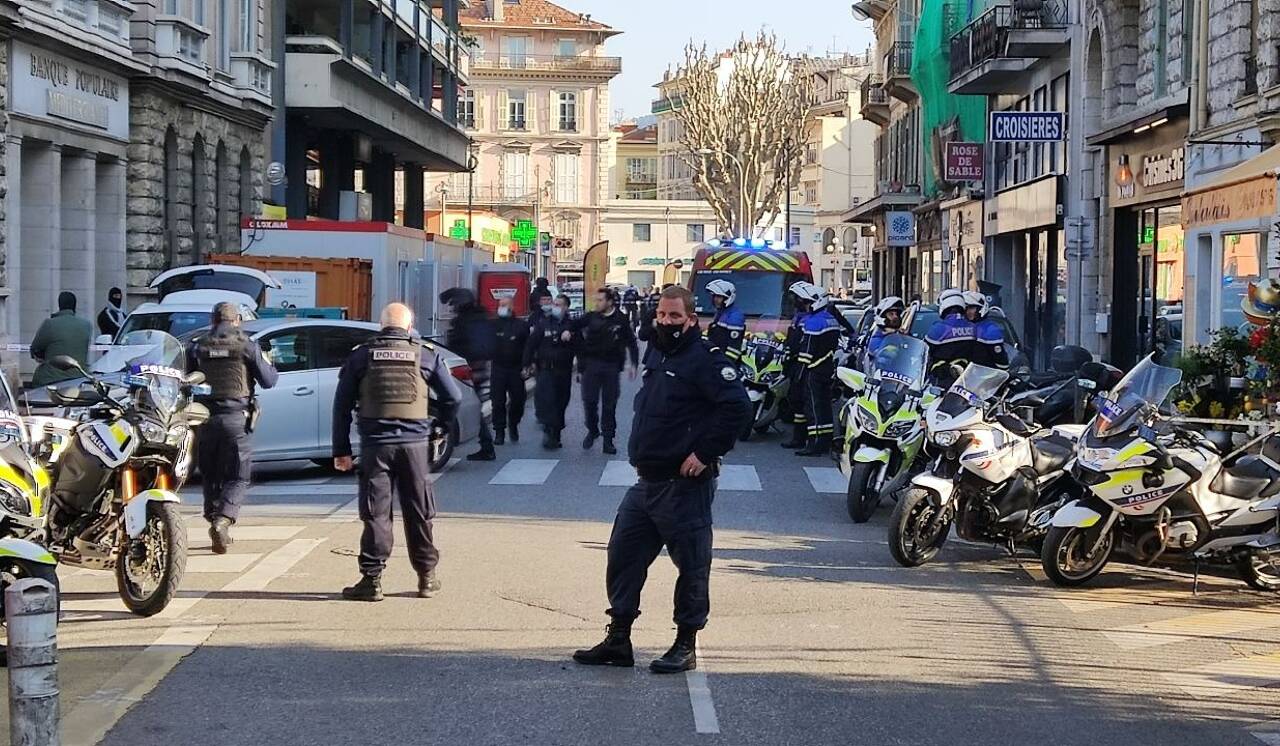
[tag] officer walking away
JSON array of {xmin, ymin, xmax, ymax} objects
[
  {"xmin": 442, "ymin": 288, "xmax": 498, "ymax": 461},
  {"xmin": 333, "ymin": 303, "xmax": 462, "ymax": 602},
  {"xmin": 573, "ymin": 286, "xmax": 750, "ymax": 673},
  {"xmin": 779, "ymin": 283, "xmax": 813, "ymax": 449},
  {"xmin": 30, "ymin": 292, "xmax": 93, "ymax": 388},
  {"xmin": 188, "ymin": 302, "xmax": 279, "ymax": 554},
  {"xmin": 790, "ymin": 284, "xmax": 841, "ymax": 456},
  {"xmin": 525, "ymin": 295, "xmax": 577, "ymax": 449},
  {"xmin": 925, "ymin": 289, "xmax": 977, "ymax": 385},
  {"xmin": 573, "ymin": 287, "xmax": 639, "ymax": 454},
  {"xmin": 97, "ymin": 287, "xmax": 128, "ymax": 340},
  {"xmin": 491, "ymin": 297, "xmax": 529, "ymax": 445},
  {"xmin": 965, "ymin": 290, "xmax": 1009, "ymax": 370},
  {"xmin": 703, "ymin": 279, "xmax": 746, "ymax": 362}
]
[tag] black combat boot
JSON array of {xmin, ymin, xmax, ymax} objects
[
  {"xmin": 418, "ymin": 570, "xmax": 442, "ymax": 598},
  {"xmin": 509, "ymin": 424, "xmax": 520, "ymax": 443},
  {"xmin": 209, "ymin": 516, "xmax": 234, "ymax": 555},
  {"xmin": 542, "ymin": 428, "xmax": 556, "ymax": 449},
  {"xmin": 650, "ymin": 626, "xmax": 698, "ymax": 674},
  {"xmin": 494, "ymin": 430, "xmax": 506, "ymax": 446},
  {"xmin": 780, "ymin": 424, "xmax": 806, "ymax": 449},
  {"xmin": 550, "ymin": 430, "xmax": 563, "ymax": 449},
  {"xmin": 572, "ymin": 619, "xmax": 635, "ymax": 667},
  {"xmin": 582, "ymin": 432, "xmax": 598, "ymax": 450},
  {"xmin": 341, "ymin": 575, "xmax": 384, "ymax": 602},
  {"xmin": 602, "ymin": 437, "xmax": 617, "ymax": 455},
  {"xmin": 467, "ymin": 447, "xmax": 496, "ymax": 462},
  {"xmin": 797, "ymin": 437, "xmax": 833, "ymax": 457}
]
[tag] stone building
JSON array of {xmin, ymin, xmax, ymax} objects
[{"xmin": 126, "ymin": 0, "xmax": 276, "ymax": 296}]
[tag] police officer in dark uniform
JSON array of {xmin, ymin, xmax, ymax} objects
[
  {"xmin": 333, "ymin": 303, "xmax": 462, "ymax": 602},
  {"xmin": 491, "ymin": 297, "xmax": 529, "ymax": 445},
  {"xmin": 524, "ymin": 295, "xmax": 576, "ymax": 449},
  {"xmin": 636, "ymin": 286, "xmax": 664, "ymax": 343},
  {"xmin": 187, "ymin": 301, "xmax": 278, "ymax": 554},
  {"xmin": 573, "ymin": 286, "xmax": 750, "ymax": 674},
  {"xmin": 703, "ymin": 279, "xmax": 747, "ymax": 362},
  {"xmin": 792, "ymin": 284, "xmax": 841, "ymax": 456},
  {"xmin": 572, "ymin": 287, "xmax": 639, "ymax": 454},
  {"xmin": 779, "ymin": 282, "xmax": 813, "ymax": 449}
]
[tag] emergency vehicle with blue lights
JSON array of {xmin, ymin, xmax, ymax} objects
[{"xmin": 687, "ymin": 237, "xmax": 814, "ymax": 335}]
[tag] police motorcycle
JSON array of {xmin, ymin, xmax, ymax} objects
[
  {"xmin": 1040, "ymin": 355, "xmax": 1280, "ymax": 590},
  {"xmin": 835, "ymin": 335, "xmax": 935, "ymax": 523},
  {"xmin": 888, "ymin": 363, "xmax": 1082, "ymax": 567},
  {"xmin": 25, "ymin": 331, "xmax": 208, "ymax": 616},
  {"xmin": 737, "ymin": 319, "xmax": 791, "ymax": 440}
]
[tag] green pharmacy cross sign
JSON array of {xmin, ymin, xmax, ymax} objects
[
  {"xmin": 513, "ymin": 220, "xmax": 539, "ymax": 249},
  {"xmin": 449, "ymin": 219, "xmax": 469, "ymax": 240}
]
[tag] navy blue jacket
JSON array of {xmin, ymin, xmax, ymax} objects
[
  {"xmin": 524, "ymin": 313, "xmax": 576, "ymax": 371},
  {"xmin": 925, "ymin": 313, "xmax": 977, "ymax": 368},
  {"xmin": 973, "ymin": 318, "xmax": 1009, "ymax": 369},
  {"xmin": 331, "ymin": 328, "xmax": 463, "ymax": 457},
  {"xmin": 573, "ymin": 309, "xmax": 639, "ymax": 370},
  {"xmin": 186, "ymin": 322, "xmax": 279, "ymax": 413},
  {"xmin": 705, "ymin": 305, "xmax": 747, "ymax": 361},
  {"xmin": 629, "ymin": 329, "xmax": 751, "ymax": 480}
]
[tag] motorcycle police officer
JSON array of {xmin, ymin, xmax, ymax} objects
[
  {"xmin": 866, "ymin": 296, "xmax": 906, "ymax": 358},
  {"xmin": 925, "ymin": 289, "xmax": 977, "ymax": 384},
  {"xmin": 790, "ymin": 283, "xmax": 841, "ymax": 456},
  {"xmin": 524, "ymin": 295, "xmax": 576, "ymax": 449},
  {"xmin": 187, "ymin": 301, "xmax": 279, "ymax": 554},
  {"xmin": 780, "ymin": 282, "xmax": 814, "ymax": 449},
  {"xmin": 964, "ymin": 290, "xmax": 1009, "ymax": 369},
  {"xmin": 704, "ymin": 279, "xmax": 746, "ymax": 362},
  {"xmin": 333, "ymin": 303, "xmax": 462, "ymax": 602},
  {"xmin": 572, "ymin": 287, "xmax": 639, "ymax": 454},
  {"xmin": 573, "ymin": 286, "xmax": 750, "ymax": 674},
  {"xmin": 491, "ymin": 297, "xmax": 529, "ymax": 445}
]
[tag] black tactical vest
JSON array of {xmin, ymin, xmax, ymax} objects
[
  {"xmin": 197, "ymin": 330, "xmax": 250, "ymax": 399},
  {"xmin": 359, "ymin": 336, "xmax": 430, "ymax": 421}
]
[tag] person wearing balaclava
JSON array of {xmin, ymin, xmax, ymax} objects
[{"xmin": 98, "ymin": 287, "xmax": 127, "ymax": 339}]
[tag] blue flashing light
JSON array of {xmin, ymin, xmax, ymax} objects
[
  {"xmin": 732, "ymin": 237, "xmax": 748, "ymax": 247},
  {"xmin": 749, "ymin": 238, "xmax": 766, "ymax": 249},
  {"xmin": 707, "ymin": 238, "xmax": 722, "ymax": 247}
]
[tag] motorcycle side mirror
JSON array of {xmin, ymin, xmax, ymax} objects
[
  {"xmin": 1015, "ymin": 405, "xmax": 1036, "ymax": 425},
  {"xmin": 49, "ymin": 355, "xmax": 83, "ymax": 373},
  {"xmin": 184, "ymin": 371, "xmax": 206, "ymax": 386},
  {"xmin": 836, "ymin": 367, "xmax": 866, "ymax": 391}
]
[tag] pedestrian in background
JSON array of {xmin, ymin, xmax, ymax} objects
[
  {"xmin": 97, "ymin": 286, "xmax": 127, "ymax": 339},
  {"xmin": 30, "ymin": 291, "xmax": 93, "ymax": 388},
  {"xmin": 442, "ymin": 287, "xmax": 498, "ymax": 462},
  {"xmin": 491, "ymin": 297, "xmax": 529, "ymax": 445},
  {"xmin": 188, "ymin": 301, "xmax": 279, "ymax": 553},
  {"xmin": 531, "ymin": 277, "xmax": 552, "ymax": 309},
  {"xmin": 525, "ymin": 295, "xmax": 576, "ymax": 449},
  {"xmin": 574, "ymin": 286, "xmax": 750, "ymax": 673},
  {"xmin": 572, "ymin": 287, "xmax": 639, "ymax": 455},
  {"xmin": 334, "ymin": 303, "xmax": 462, "ymax": 602}
]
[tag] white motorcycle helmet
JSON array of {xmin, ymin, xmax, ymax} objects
[
  {"xmin": 706, "ymin": 279, "xmax": 737, "ymax": 307},
  {"xmin": 938, "ymin": 288, "xmax": 966, "ymax": 317},
  {"xmin": 790, "ymin": 281, "xmax": 829, "ymax": 311},
  {"xmin": 962, "ymin": 290, "xmax": 989, "ymax": 319},
  {"xmin": 874, "ymin": 296, "xmax": 906, "ymax": 329}
]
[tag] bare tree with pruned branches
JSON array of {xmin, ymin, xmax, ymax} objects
[{"xmin": 662, "ymin": 32, "xmax": 814, "ymax": 238}]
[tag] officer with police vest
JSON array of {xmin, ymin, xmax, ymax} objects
[
  {"xmin": 187, "ymin": 301, "xmax": 278, "ymax": 554},
  {"xmin": 704, "ymin": 279, "xmax": 747, "ymax": 362},
  {"xmin": 333, "ymin": 303, "xmax": 462, "ymax": 602}
]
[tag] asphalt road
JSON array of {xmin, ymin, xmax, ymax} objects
[{"xmin": 7, "ymin": 373, "xmax": 1280, "ymax": 745}]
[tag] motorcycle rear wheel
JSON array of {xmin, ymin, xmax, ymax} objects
[
  {"xmin": 116, "ymin": 502, "xmax": 187, "ymax": 617},
  {"xmin": 1237, "ymin": 555, "xmax": 1280, "ymax": 591},
  {"xmin": 846, "ymin": 461, "xmax": 879, "ymax": 523},
  {"xmin": 888, "ymin": 488, "xmax": 951, "ymax": 567},
  {"xmin": 1041, "ymin": 525, "xmax": 1112, "ymax": 587}
]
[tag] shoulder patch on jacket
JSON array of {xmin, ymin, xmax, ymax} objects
[{"xmin": 721, "ymin": 366, "xmax": 739, "ymax": 381}]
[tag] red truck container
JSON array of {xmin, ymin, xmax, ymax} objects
[
  {"xmin": 477, "ymin": 263, "xmax": 531, "ymax": 316},
  {"xmin": 207, "ymin": 254, "xmax": 374, "ymax": 320}
]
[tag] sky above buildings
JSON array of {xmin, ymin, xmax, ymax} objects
[{"xmin": 568, "ymin": 0, "xmax": 877, "ymax": 121}]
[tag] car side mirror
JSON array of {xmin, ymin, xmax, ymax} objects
[
  {"xmin": 184, "ymin": 371, "xmax": 206, "ymax": 386},
  {"xmin": 94, "ymin": 334, "xmax": 112, "ymax": 346}
]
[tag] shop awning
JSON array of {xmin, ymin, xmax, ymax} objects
[{"xmin": 1182, "ymin": 144, "xmax": 1280, "ymax": 229}]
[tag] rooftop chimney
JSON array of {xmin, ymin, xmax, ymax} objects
[{"xmin": 489, "ymin": 0, "xmax": 505, "ymax": 22}]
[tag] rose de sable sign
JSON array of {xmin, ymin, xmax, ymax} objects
[
  {"xmin": 944, "ymin": 142, "xmax": 984, "ymax": 182},
  {"xmin": 10, "ymin": 41, "xmax": 129, "ymax": 139}
]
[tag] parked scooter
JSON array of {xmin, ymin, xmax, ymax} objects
[
  {"xmin": 888, "ymin": 363, "xmax": 1083, "ymax": 567},
  {"xmin": 1041, "ymin": 355, "xmax": 1280, "ymax": 590},
  {"xmin": 738, "ymin": 330, "xmax": 791, "ymax": 440},
  {"xmin": 836, "ymin": 335, "xmax": 935, "ymax": 523}
]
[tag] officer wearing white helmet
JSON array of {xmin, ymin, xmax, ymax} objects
[
  {"xmin": 964, "ymin": 290, "xmax": 1009, "ymax": 369},
  {"xmin": 789, "ymin": 282, "xmax": 841, "ymax": 456},
  {"xmin": 704, "ymin": 279, "xmax": 746, "ymax": 362},
  {"xmin": 780, "ymin": 281, "xmax": 815, "ymax": 449},
  {"xmin": 925, "ymin": 288, "xmax": 977, "ymax": 384},
  {"xmin": 867, "ymin": 296, "xmax": 906, "ymax": 357}
]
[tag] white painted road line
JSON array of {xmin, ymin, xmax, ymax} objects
[
  {"xmin": 489, "ymin": 458, "xmax": 559, "ymax": 485},
  {"xmin": 1254, "ymin": 728, "xmax": 1280, "ymax": 746},
  {"xmin": 1103, "ymin": 608, "xmax": 1280, "ymax": 650},
  {"xmin": 718, "ymin": 464, "xmax": 762, "ymax": 491},
  {"xmin": 322, "ymin": 497, "xmax": 361, "ymax": 523},
  {"xmin": 251, "ymin": 483, "xmax": 355, "ymax": 496},
  {"xmin": 426, "ymin": 456, "xmax": 462, "ymax": 484},
  {"xmin": 187, "ymin": 525, "xmax": 305, "ymax": 542},
  {"xmin": 686, "ymin": 644, "xmax": 720, "ymax": 735},
  {"xmin": 221, "ymin": 538, "xmax": 325, "ymax": 593},
  {"xmin": 803, "ymin": 466, "xmax": 847, "ymax": 494},
  {"xmin": 185, "ymin": 553, "xmax": 262, "ymax": 574},
  {"xmin": 1162, "ymin": 651, "xmax": 1280, "ymax": 699},
  {"xmin": 599, "ymin": 460, "xmax": 637, "ymax": 487}
]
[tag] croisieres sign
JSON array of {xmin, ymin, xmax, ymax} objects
[{"xmin": 989, "ymin": 111, "xmax": 1064, "ymax": 142}]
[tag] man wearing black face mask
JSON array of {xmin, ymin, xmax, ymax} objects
[
  {"xmin": 97, "ymin": 287, "xmax": 127, "ymax": 339},
  {"xmin": 573, "ymin": 286, "xmax": 750, "ymax": 674}
]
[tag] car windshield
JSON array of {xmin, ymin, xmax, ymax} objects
[
  {"xmin": 870, "ymin": 335, "xmax": 928, "ymax": 389},
  {"xmin": 94, "ymin": 330, "xmax": 187, "ymax": 374},
  {"xmin": 949, "ymin": 363, "xmax": 1010, "ymax": 405},
  {"xmin": 118, "ymin": 311, "xmax": 218, "ymax": 341},
  {"xmin": 691, "ymin": 270, "xmax": 802, "ymax": 317},
  {"xmin": 1090, "ymin": 354, "xmax": 1182, "ymax": 439}
]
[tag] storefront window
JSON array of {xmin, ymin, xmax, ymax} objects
[{"xmin": 1221, "ymin": 233, "xmax": 1263, "ymax": 331}]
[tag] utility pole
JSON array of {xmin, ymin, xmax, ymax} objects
[
  {"xmin": 784, "ymin": 137, "xmax": 793, "ymax": 247},
  {"xmin": 466, "ymin": 147, "xmax": 478, "ymax": 241},
  {"xmin": 664, "ymin": 205, "xmax": 671, "ymax": 266}
]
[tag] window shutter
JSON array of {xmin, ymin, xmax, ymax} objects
[
  {"xmin": 526, "ymin": 91, "xmax": 536, "ymax": 132},
  {"xmin": 549, "ymin": 89, "xmax": 559, "ymax": 131},
  {"xmin": 497, "ymin": 90, "xmax": 509, "ymax": 131},
  {"xmin": 475, "ymin": 92, "xmax": 484, "ymax": 130}
]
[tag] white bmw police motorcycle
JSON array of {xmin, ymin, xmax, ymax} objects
[{"xmin": 1042, "ymin": 355, "xmax": 1280, "ymax": 590}]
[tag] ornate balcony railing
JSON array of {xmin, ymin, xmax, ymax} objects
[
  {"xmin": 472, "ymin": 52, "xmax": 622, "ymax": 75},
  {"xmin": 949, "ymin": 1, "xmax": 1070, "ymax": 81}
]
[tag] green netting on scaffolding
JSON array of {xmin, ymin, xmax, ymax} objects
[{"xmin": 911, "ymin": 0, "xmax": 988, "ymax": 197}]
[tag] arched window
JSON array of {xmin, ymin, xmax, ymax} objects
[
  {"xmin": 163, "ymin": 127, "xmax": 179, "ymax": 267},
  {"xmin": 191, "ymin": 134, "xmax": 206, "ymax": 263},
  {"xmin": 239, "ymin": 146, "xmax": 253, "ymax": 220},
  {"xmin": 215, "ymin": 141, "xmax": 228, "ymax": 251}
]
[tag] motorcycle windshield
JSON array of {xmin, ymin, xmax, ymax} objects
[
  {"xmin": 114, "ymin": 331, "xmax": 187, "ymax": 417},
  {"xmin": 869, "ymin": 335, "xmax": 928, "ymax": 389},
  {"xmin": 745, "ymin": 316, "xmax": 784, "ymax": 371},
  {"xmin": 1089, "ymin": 354, "xmax": 1182, "ymax": 439},
  {"xmin": 947, "ymin": 363, "xmax": 1010, "ymax": 407}
]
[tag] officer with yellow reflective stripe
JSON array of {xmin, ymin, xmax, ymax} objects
[
  {"xmin": 790, "ymin": 283, "xmax": 840, "ymax": 456},
  {"xmin": 703, "ymin": 279, "xmax": 746, "ymax": 363},
  {"xmin": 332, "ymin": 303, "xmax": 462, "ymax": 602}
]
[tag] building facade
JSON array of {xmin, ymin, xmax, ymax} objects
[{"xmin": 445, "ymin": 0, "xmax": 621, "ymax": 267}]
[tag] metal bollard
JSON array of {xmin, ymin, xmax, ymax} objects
[{"xmin": 6, "ymin": 578, "xmax": 59, "ymax": 746}]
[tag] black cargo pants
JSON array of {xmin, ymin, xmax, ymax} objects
[
  {"xmin": 581, "ymin": 359, "xmax": 622, "ymax": 439},
  {"xmin": 489, "ymin": 364, "xmax": 527, "ymax": 433},
  {"xmin": 199, "ymin": 410, "xmax": 252, "ymax": 522},
  {"xmin": 357, "ymin": 440, "xmax": 439, "ymax": 578}
]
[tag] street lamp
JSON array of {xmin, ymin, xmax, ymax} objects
[
  {"xmin": 466, "ymin": 144, "xmax": 479, "ymax": 241},
  {"xmin": 436, "ymin": 183, "xmax": 449, "ymax": 235},
  {"xmin": 696, "ymin": 148, "xmax": 748, "ymax": 237},
  {"xmin": 781, "ymin": 137, "xmax": 795, "ymax": 248}
]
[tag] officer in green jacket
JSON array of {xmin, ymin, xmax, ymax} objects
[{"xmin": 30, "ymin": 292, "xmax": 92, "ymax": 387}]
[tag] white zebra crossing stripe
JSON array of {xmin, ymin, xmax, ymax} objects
[
  {"xmin": 251, "ymin": 483, "xmax": 355, "ymax": 496},
  {"xmin": 718, "ymin": 465, "xmax": 762, "ymax": 491},
  {"xmin": 1162, "ymin": 651, "xmax": 1280, "ymax": 699},
  {"xmin": 600, "ymin": 460, "xmax": 637, "ymax": 486},
  {"xmin": 186, "ymin": 525, "xmax": 305, "ymax": 542},
  {"xmin": 489, "ymin": 458, "xmax": 559, "ymax": 485},
  {"xmin": 222, "ymin": 538, "xmax": 325, "ymax": 592},
  {"xmin": 803, "ymin": 466, "xmax": 847, "ymax": 494},
  {"xmin": 427, "ymin": 456, "xmax": 462, "ymax": 484},
  {"xmin": 1102, "ymin": 608, "xmax": 1280, "ymax": 650},
  {"xmin": 186, "ymin": 554, "xmax": 262, "ymax": 573}
]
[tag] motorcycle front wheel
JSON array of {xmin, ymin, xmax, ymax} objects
[
  {"xmin": 1237, "ymin": 554, "xmax": 1280, "ymax": 591},
  {"xmin": 846, "ymin": 461, "xmax": 880, "ymax": 523},
  {"xmin": 888, "ymin": 488, "xmax": 951, "ymax": 567},
  {"xmin": 1041, "ymin": 525, "xmax": 1113, "ymax": 587},
  {"xmin": 116, "ymin": 502, "xmax": 187, "ymax": 617}
]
